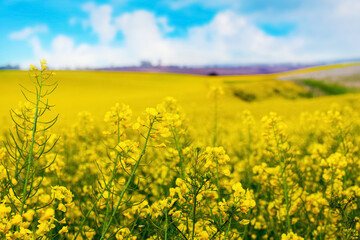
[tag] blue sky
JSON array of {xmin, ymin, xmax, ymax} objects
[{"xmin": 1, "ymin": 0, "xmax": 360, "ymax": 69}]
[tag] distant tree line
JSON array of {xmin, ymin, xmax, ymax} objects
[{"xmin": 0, "ymin": 65, "xmax": 20, "ymax": 70}]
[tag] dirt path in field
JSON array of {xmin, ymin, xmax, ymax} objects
[
  {"xmin": 280, "ymin": 65, "xmax": 360, "ymax": 80},
  {"xmin": 280, "ymin": 65, "xmax": 360, "ymax": 88}
]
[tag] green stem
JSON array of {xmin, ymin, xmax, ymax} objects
[
  {"xmin": 102, "ymin": 115, "xmax": 121, "ymax": 230},
  {"xmin": 191, "ymin": 189, "xmax": 197, "ymax": 240},
  {"xmin": 224, "ymin": 218, "xmax": 232, "ymax": 240},
  {"xmin": 165, "ymin": 210, "xmax": 168, "ymax": 240},
  {"xmin": 216, "ymin": 155, "xmax": 220, "ymax": 201},
  {"xmin": 20, "ymin": 72, "xmax": 43, "ymax": 215},
  {"xmin": 100, "ymin": 118, "xmax": 155, "ymax": 239},
  {"xmin": 72, "ymin": 157, "xmax": 118, "ymax": 240},
  {"xmin": 172, "ymin": 127, "xmax": 185, "ymax": 179},
  {"xmin": 281, "ymin": 162, "xmax": 291, "ymax": 232},
  {"xmin": 242, "ymin": 223, "xmax": 249, "ymax": 240},
  {"xmin": 191, "ymin": 149, "xmax": 200, "ymax": 240},
  {"xmin": 210, "ymin": 217, "xmax": 231, "ymax": 240},
  {"xmin": 241, "ymin": 211, "xmax": 251, "ymax": 239},
  {"xmin": 272, "ymin": 124, "xmax": 291, "ymax": 233},
  {"xmin": 322, "ymin": 166, "xmax": 335, "ymax": 240}
]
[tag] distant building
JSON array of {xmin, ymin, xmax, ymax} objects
[{"xmin": 140, "ymin": 61, "xmax": 153, "ymax": 67}]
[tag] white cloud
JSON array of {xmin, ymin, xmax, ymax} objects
[
  {"xmin": 115, "ymin": 10, "xmax": 172, "ymax": 61},
  {"xmin": 82, "ymin": 2, "xmax": 117, "ymax": 43},
  {"xmin": 22, "ymin": 10, "xmax": 303, "ymax": 68},
  {"xmin": 165, "ymin": 0, "xmax": 360, "ymax": 62},
  {"xmin": 168, "ymin": 11, "xmax": 307, "ymax": 64},
  {"xmin": 22, "ymin": 34, "xmax": 129, "ymax": 69},
  {"xmin": 157, "ymin": 17, "xmax": 175, "ymax": 33},
  {"xmin": 250, "ymin": 0, "xmax": 360, "ymax": 60},
  {"xmin": 9, "ymin": 25, "xmax": 48, "ymax": 40},
  {"xmin": 16, "ymin": 1, "xmax": 360, "ymax": 69}
]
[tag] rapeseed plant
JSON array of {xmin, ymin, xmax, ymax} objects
[{"xmin": 0, "ymin": 60, "xmax": 76, "ymax": 239}]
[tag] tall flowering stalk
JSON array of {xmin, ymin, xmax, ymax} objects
[
  {"xmin": 4, "ymin": 60, "xmax": 58, "ymax": 215},
  {"xmin": 0, "ymin": 61, "xmax": 76, "ymax": 240}
]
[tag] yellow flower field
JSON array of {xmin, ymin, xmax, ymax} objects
[{"xmin": 0, "ymin": 61, "xmax": 360, "ymax": 239}]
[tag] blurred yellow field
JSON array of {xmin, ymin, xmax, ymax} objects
[{"xmin": 1, "ymin": 63, "xmax": 359, "ymax": 128}]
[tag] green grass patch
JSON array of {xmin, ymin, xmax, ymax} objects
[
  {"xmin": 301, "ymin": 79, "xmax": 353, "ymax": 95},
  {"xmin": 228, "ymin": 79, "xmax": 311, "ymax": 102}
]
